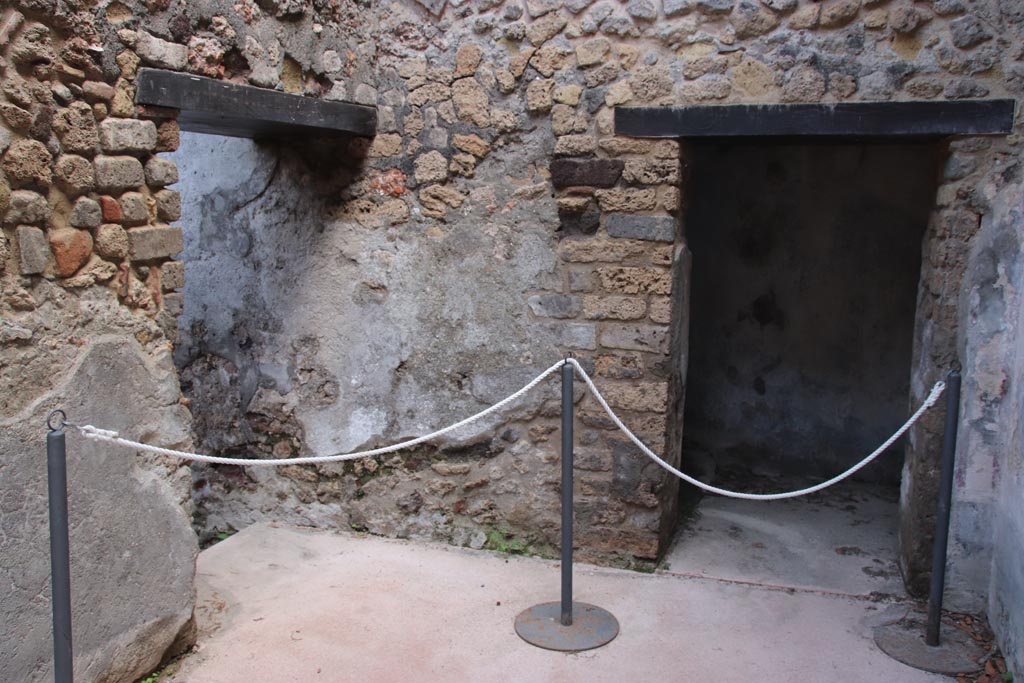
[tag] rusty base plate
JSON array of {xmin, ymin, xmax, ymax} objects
[
  {"xmin": 515, "ymin": 601, "xmax": 619, "ymax": 652},
  {"xmin": 873, "ymin": 620, "xmax": 985, "ymax": 675}
]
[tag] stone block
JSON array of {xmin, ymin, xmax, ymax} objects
[
  {"xmin": 605, "ymin": 214, "xmax": 675, "ymax": 242},
  {"xmin": 414, "ymin": 151, "xmax": 449, "ymax": 184},
  {"xmin": 594, "ymin": 188, "xmax": 657, "ymax": 212},
  {"xmin": 156, "ymin": 120, "xmax": 180, "ymax": 152},
  {"xmin": 527, "ymin": 12, "xmax": 567, "ymax": 45},
  {"xmin": 599, "ymin": 323, "xmax": 670, "ymax": 353},
  {"xmin": 160, "ymin": 260, "xmax": 185, "ymax": 291},
  {"xmin": 119, "ymin": 192, "xmax": 150, "ymax": 226},
  {"xmin": 648, "ymin": 296, "xmax": 672, "ymax": 324},
  {"xmin": 136, "ymin": 31, "xmax": 188, "ymax": 70},
  {"xmin": 70, "ymin": 197, "xmax": 102, "ymax": 229},
  {"xmin": 553, "ymin": 85, "xmax": 582, "ymax": 105},
  {"xmin": 550, "ymin": 159, "xmax": 624, "ymax": 188},
  {"xmin": 595, "ymin": 352, "xmax": 645, "ymax": 378},
  {"xmin": 0, "ymin": 339, "xmax": 198, "ymax": 683},
  {"xmin": 95, "ymin": 223, "xmax": 129, "ymax": 259},
  {"xmin": 53, "ymin": 101, "xmax": 100, "ymax": 155},
  {"xmin": 559, "ymin": 210, "xmax": 601, "ymax": 236},
  {"xmin": 601, "ymin": 381, "xmax": 669, "ymax": 412},
  {"xmin": 83, "ymin": 80, "xmax": 116, "ymax": 102},
  {"xmin": 560, "ymin": 238, "xmax": 648, "ymax": 263},
  {"xmin": 155, "ymin": 189, "xmax": 181, "ymax": 221},
  {"xmin": 583, "ymin": 295, "xmax": 647, "ymax": 320},
  {"xmin": 610, "ymin": 440, "xmax": 660, "ymax": 506},
  {"xmin": 15, "ymin": 225, "xmax": 49, "ymax": 274},
  {"xmin": 598, "ymin": 266, "xmax": 672, "ymax": 295},
  {"xmin": 526, "ymin": 78, "xmax": 556, "ymax": 113},
  {"xmin": 452, "ymin": 134, "xmax": 491, "ymax": 158},
  {"xmin": 950, "ymin": 15, "xmax": 991, "ymax": 49},
  {"xmin": 553, "ymin": 322, "xmax": 598, "ymax": 350},
  {"xmin": 1, "ymin": 139, "xmax": 52, "ymax": 188},
  {"xmin": 95, "ymin": 155, "xmax": 145, "ymax": 192},
  {"xmin": 664, "ymin": 0, "xmax": 695, "ymax": 16},
  {"xmin": 623, "ymin": 159, "xmax": 680, "ymax": 185},
  {"xmin": 53, "ymin": 154, "xmax": 95, "ymax": 196},
  {"xmin": 555, "ymin": 135, "xmax": 597, "ymax": 157},
  {"xmin": 451, "ymin": 78, "xmax": 490, "ymax": 127},
  {"xmin": 145, "ymin": 157, "xmax": 179, "ymax": 187},
  {"xmin": 49, "ymin": 228, "xmax": 93, "ymax": 277},
  {"xmin": 99, "ymin": 118, "xmax": 158, "ymax": 155},
  {"xmin": 4, "ymin": 190, "xmax": 50, "ymax": 226},
  {"xmin": 128, "ymin": 225, "xmax": 183, "ymax": 261},
  {"xmin": 527, "ymin": 293, "xmax": 582, "ymax": 318}
]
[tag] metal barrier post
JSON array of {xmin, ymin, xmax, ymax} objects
[
  {"xmin": 560, "ymin": 361, "xmax": 574, "ymax": 626},
  {"xmin": 46, "ymin": 411, "xmax": 74, "ymax": 683},
  {"xmin": 926, "ymin": 369, "xmax": 961, "ymax": 647},
  {"xmin": 515, "ymin": 359, "xmax": 618, "ymax": 652}
]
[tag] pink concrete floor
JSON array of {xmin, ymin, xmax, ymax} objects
[{"xmin": 164, "ymin": 522, "xmax": 944, "ymax": 683}]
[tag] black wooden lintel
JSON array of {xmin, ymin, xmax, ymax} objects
[
  {"xmin": 135, "ymin": 68, "xmax": 377, "ymax": 139},
  {"xmin": 615, "ymin": 101, "xmax": 1016, "ymax": 139}
]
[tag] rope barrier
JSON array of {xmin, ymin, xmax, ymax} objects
[
  {"xmin": 70, "ymin": 358, "xmax": 946, "ymax": 500},
  {"xmin": 565, "ymin": 358, "xmax": 946, "ymax": 501},
  {"xmin": 73, "ymin": 359, "xmax": 566, "ymax": 466}
]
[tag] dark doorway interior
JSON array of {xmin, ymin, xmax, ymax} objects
[{"xmin": 681, "ymin": 141, "xmax": 939, "ymax": 488}]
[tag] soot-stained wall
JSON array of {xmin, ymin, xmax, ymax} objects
[{"xmin": 683, "ymin": 142, "xmax": 938, "ymax": 482}]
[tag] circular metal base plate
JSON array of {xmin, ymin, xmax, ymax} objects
[
  {"xmin": 873, "ymin": 620, "xmax": 984, "ymax": 675},
  {"xmin": 515, "ymin": 602, "xmax": 619, "ymax": 652}
]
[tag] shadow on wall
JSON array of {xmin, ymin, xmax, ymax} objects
[
  {"xmin": 681, "ymin": 141, "xmax": 940, "ymax": 484},
  {"xmin": 169, "ymin": 132, "xmax": 369, "ymax": 542}
]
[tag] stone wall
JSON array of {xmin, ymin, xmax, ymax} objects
[
  {"xmin": 0, "ymin": 0, "xmax": 377, "ymax": 680},
  {"xmin": 3, "ymin": 0, "xmax": 1024, "ymax": 680}
]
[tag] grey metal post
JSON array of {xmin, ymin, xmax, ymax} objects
[
  {"xmin": 513, "ymin": 360, "xmax": 618, "ymax": 652},
  {"xmin": 47, "ymin": 414, "xmax": 74, "ymax": 683},
  {"xmin": 560, "ymin": 362, "xmax": 574, "ymax": 627},
  {"xmin": 926, "ymin": 369, "xmax": 961, "ymax": 647}
]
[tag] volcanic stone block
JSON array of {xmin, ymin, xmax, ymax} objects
[
  {"xmin": 95, "ymin": 223, "xmax": 129, "ymax": 259},
  {"xmin": 95, "ymin": 156, "xmax": 145, "ymax": 192},
  {"xmin": 4, "ymin": 190, "xmax": 50, "ymax": 226},
  {"xmin": 160, "ymin": 260, "xmax": 185, "ymax": 291},
  {"xmin": 49, "ymin": 228, "xmax": 93, "ymax": 277},
  {"xmin": 145, "ymin": 157, "xmax": 179, "ymax": 187},
  {"xmin": 53, "ymin": 154, "xmax": 95, "ymax": 196},
  {"xmin": 550, "ymin": 159, "xmax": 625, "ymax": 189},
  {"xmin": 99, "ymin": 118, "xmax": 158, "ymax": 155},
  {"xmin": 2, "ymin": 139, "xmax": 52, "ymax": 187},
  {"xmin": 136, "ymin": 31, "xmax": 188, "ymax": 70},
  {"xmin": 605, "ymin": 214, "xmax": 675, "ymax": 242},
  {"xmin": 70, "ymin": 197, "xmax": 102, "ymax": 228},
  {"xmin": 599, "ymin": 323, "xmax": 670, "ymax": 353},
  {"xmin": 15, "ymin": 225, "xmax": 49, "ymax": 274},
  {"xmin": 119, "ymin": 192, "xmax": 150, "ymax": 226},
  {"xmin": 155, "ymin": 189, "xmax": 181, "ymax": 221},
  {"xmin": 128, "ymin": 225, "xmax": 183, "ymax": 261},
  {"xmin": 53, "ymin": 102, "xmax": 100, "ymax": 155}
]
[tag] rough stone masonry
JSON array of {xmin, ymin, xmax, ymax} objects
[{"xmin": 0, "ymin": 0, "xmax": 1022, "ymax": 681}]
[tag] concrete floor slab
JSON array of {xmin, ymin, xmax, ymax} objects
[
  {"xmin": 166, "ymin": 522, "xmax": 943, "ymax": 683},
  {"xmin": 665, "ymin": 481, "xmax": 904, "ymax": 598}
]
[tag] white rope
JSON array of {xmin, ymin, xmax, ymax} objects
[
  {"xmin": 73, "ymin": 356, "xmax": 946, "ymax": 501},
  {"xmin": 566, "ymin": 358, "xmax": 946, "ymax": 501},
  {"xmin": 74, "ymin": 360, "xmax": 567, "ymax": 466}
]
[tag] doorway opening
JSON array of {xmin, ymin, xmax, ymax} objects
[
  {"xmin": 666, "ymin": 140, "xmax": 940, "ymax": 594},
  {"xmin": 682, "ymin": 140, "xmax": 939, "ymax": 487}
]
